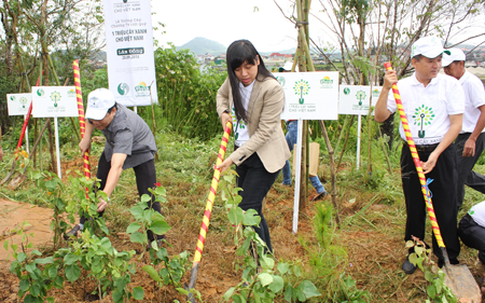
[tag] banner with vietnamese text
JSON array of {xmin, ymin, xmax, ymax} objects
[{"xmin": 103, "ymin": 0, "xmax": 158, "ymax": 106}]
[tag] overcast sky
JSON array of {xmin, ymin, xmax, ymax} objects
[{"xmin": 150, "ymin": 0, "xmax": 300, "ymax": 52}]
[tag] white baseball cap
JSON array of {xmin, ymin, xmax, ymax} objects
[
  {"xmin": 411, "ymin": 36, "xmax": 450, "ymax": 59},
  {"xmin": 442, "ymin": 48, "xmax": 466, "ymax": 67},
  {"xmin": 85, "ymin": 88, "xmax": 115, "ymax": 120}
]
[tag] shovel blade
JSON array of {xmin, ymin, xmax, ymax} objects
[{"xmin": 443, "ymin": 264, "xmax": 481, "ymax": 303}]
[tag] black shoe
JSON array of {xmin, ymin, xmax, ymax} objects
[
  {"xmin": 402, "ymin": 257, "xmax": 417, "ymax": 274},
  {"xmin": 64, "ymin": 224, "xmax": 81, "ymax": 240},
  {"xmin": 438, "ymin": 258, "xmax": 459, "ymax": 268},
  {"xmin": 310, "ymin": 191, "xmax": 328, "ymax": 202}
]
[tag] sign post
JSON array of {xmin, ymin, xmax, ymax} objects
[
  {"xmin": 276, "ymin": 71, "xmax": 339, "ymax": 233},
  {"xmin": 31, "ymin": 86, "xmax": 79, "ymax": 179},
  {"xmin": 338, "ymin": 85, "xmax": 383, "ymax": 168},
  {"xmin": 7, "ymin": 93, "xmax": 33, "ymax": 153}
]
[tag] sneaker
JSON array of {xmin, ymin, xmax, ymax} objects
[
  {"xmin": 310, "ymin": 191, "xmax": 328, "ymax": 202},
  {"xmin": 64, "ymin": 224, "xmax": 81, "ymax": 240},
  {"xmin": 402, "ymin": 257, "xmax": 417, "ymax": 274}
]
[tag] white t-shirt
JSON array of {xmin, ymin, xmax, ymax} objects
[
  {"xmin": 232, "ymin": 81, "xmax": 254, "ymax": 147},
  {"xmin": 469, "ymin": 201, "xmax": 485, "ymax": 228},
  {"xmin": 387, "ymin": 73, "xmax": 465, "ymax": 145},
  {"xmin": 460, "ymin": 70, "xmax": 485, "ymax": 133}
]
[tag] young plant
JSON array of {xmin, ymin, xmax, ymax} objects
[
  {"xmin": 67, "ymin": 174, "xmax": 110, "ymax": 236},
  {"xmin": 60, "ymin": 229, "xmax": 141, "ymax": 302},
  {"xmin": 5, "ymin": 221, "xmax": 63, "ymax": 303},
  {"xmin": 125, "ymin": 185, "xmax": 196, "ymax": 299},
  {"xmin": 406, "ymin": 237, "xmax": 457, "ymax": 303},
  {"xmin": 220, "ymin": 172, "xmax": 321, "ymax": 302},
  {"xmin": 31, "ymin": 170, "xmax": 70, "ymax": 248}
]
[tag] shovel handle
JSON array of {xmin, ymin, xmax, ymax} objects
[{"xmin": 385, "ymin": 62, "xmax": 446, "ymax": 249}]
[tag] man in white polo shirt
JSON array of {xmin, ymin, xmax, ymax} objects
[
  {"xmin": 443, "ymin": 48, "xmax": 485, "ymax": 211},
  {"xmin": 375, "ymin": 36, "xmax": 465, "ymax": 274}
]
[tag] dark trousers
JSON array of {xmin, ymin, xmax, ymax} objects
[
  {"xmin": 458, "ymin": 214, "xmax": 485, "ymax": 264},
  {"xmin": 81, "ymin": 152, "xmax": 163, "ymax": 241},
  {"xmin": 455, "ymin": 132, "xmax": 485, "ymax": 211},
  {"xmin": 236, "ymin": 153, "xmax": 279, "ymax": 253},
  {"xmin": 401, "ymin": 144, "xmax": 460, "ymax": 261}
]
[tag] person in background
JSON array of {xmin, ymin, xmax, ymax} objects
[
  {"xmin": 458, "ymin": 201, "xmax": 485, "ymax": 267},
  {"xmin": 66, "ymin": 88, "xmax": 164, "ymax": 250},
  {"xmin": 216, "ymin": 40, "xmax": 290, "ymax": 253},
  {"xmin": 374, "ymin": 36, "xmax": 464, "ymax": 274},
  {"xmin": 281, "ymin": 120, "xmax": 328, "ymax": 201},
  {"xmin": 442, "ymin": 48, "xmax": 485, "ymax": 211}
]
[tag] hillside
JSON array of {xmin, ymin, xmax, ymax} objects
[{"xmin": 176, "ymin": 37, "xmax": 227, "ymax": 56}]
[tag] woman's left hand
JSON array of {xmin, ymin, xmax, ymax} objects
[{"xmin": 216, "ymin": 157, "xmax": 234, "ymax": 172}]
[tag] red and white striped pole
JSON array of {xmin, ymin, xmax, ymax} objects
[
  {"xmin": 187, "ymin": 121, "xmax": 232, "ymax": 301},
  {"xmin": 73, "ymin": 60, "xmax": 91, "ymax": 182}
]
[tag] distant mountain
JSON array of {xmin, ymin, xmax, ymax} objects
[{"xmin": 177, "ymin": 37, "xmax": 227, "ymax": 56}]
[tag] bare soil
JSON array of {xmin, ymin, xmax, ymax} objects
[{"xmin": 0, "ymin": 161, "xmax": 483, "ymax": 302}]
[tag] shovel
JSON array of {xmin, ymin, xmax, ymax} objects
[{"xmin": 385, "ymin": 62, "xmax": 481, "ymax": 302}]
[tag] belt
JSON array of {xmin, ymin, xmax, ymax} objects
[{"xmin": 403, "ymin": 141, "xmax": 439, "ymax": 152}]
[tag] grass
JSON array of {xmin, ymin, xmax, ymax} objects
[{"xmin": 0, "ymin": 126, "xmax": 483, "ymax": 302}]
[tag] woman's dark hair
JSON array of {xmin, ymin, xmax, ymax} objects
[{"xmin": 226, "ymin": 40, "xmax": 275, "ymax": 123}]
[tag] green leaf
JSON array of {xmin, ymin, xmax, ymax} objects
[
  {"xmin": 142, "ymin": 265, "xmax": 163, "ymax": 282},
  {"xmin": 297, "ymin": 280, "xmax": 321, "ymax": 299},
  {"xmin": 19, "ymin": 278, "xmax": 30, "ymax": 292},
  {"xmin": 258, "ymin": 272, "xmax": 273, "ymax": 287},
  {"xmin": 277, "ymin": 262, "xmax": 290, "ymax": 275},
  {"xmin": 64, "ymin": 253, "xmax": 81, "ymax": 265},
  {"xmin": 17, "ymin": 252, "xmax": 27, "ymax": 262},
  {"xmin": 427, "ymin": 284, "xmax": 437, "ymax": 298},
  {"xmin": 149, "ymin": 220, "xmax": 171, "ymax": 235},
  {"xmin": 46, "ymin": 297, "xmax": 55, "ymax": 303},
  {"xmin": 260, "ymin": 256, "xmax": 275, "ymax": 270},
  {"xmin": 126, "ymin": 222, "xmax": 142, "ymax": 234},
  {"xmin": 65, "ymin": 264, "xmax": 81, "ymax": 283},
  {"xmin": 129, "ymin": 206, "xmax": 145, "ymax": 220},
  {"xmin": 130, "ymin": 232, "xmax": 146, "ymax": 244},
  {"xmin": 34, "ymin": 257, "xmax": 53, "ymax": 264},
  {"xmin": 223, "ymin": 287, "xmax": 236, "ymax": 300},
  {"xmin": 242, "ymin": 208, "xmax": 261, "ymax": 226},
  {"xmin": 132, "ymin": 286, "xmax": 144, "ymax": 300},
  {"xmin": 268, "ymin": 275, "xmax": 284, "ymax": 293},
  {"xmin": 176, "ymin": 287, "xmax": 188, "ymax": 295}
]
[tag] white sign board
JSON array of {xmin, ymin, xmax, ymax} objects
[
  {"xmin": 275, "ymin": 72, "xmax": 339, "ymax": 120},
  {"xmin": 338, "ymin": 85, "xmax": 382, "ymax": 115},
  {"xmin": 7, "ymin": 93, "xmax": 32, "ymax": 116},
  {"xmin": 31, "ymin": 86, "xmax": 78, "ymax": 118},
  {"xmin": 103, "ymin": 0, "xmax": 158, "ymax": 106}
]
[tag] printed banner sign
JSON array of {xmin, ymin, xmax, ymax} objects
[
  {"xmin": 7, "ymin": 93, "xmax": 32, "ymax": 116},
  {"xmin": 31, "ymin": 86, "xmax": 79, "ymax": 118},
  {"xmin": 275, "ymin": 72, "xmax": 339, "ymax": 120},
  {"xmin": 338, "ymin": 85, "xmax": 382, "ymax": 115},
  {"xmin": 103, "ymin": 0, "xmax": 158, "ymax": 106}
]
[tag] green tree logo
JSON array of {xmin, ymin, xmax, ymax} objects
[
  {"xmin": 293, "ymin": 79, "xmax": 310, "ymax": 104},
  {"xmin": 50, "ymin": 91, "xmax": 61, "ymax": 107},
  {"xmin": 412, "ymin": 105, "xmax": 435, "ymax": 138},
  {"xmin": 117, "ymin": 83, "xmax": 129, "ymax": 96},
  {"xmin": 355, "ymin": 90, "xmax": 366, "ymax": 106},
  {"xmin": 19, "ymin": 97, "xmax": 28, "ymax": 108}
]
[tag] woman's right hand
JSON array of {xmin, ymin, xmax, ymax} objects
[
  {"xmin": 221, "ymin": 112, "xmax": 232, "ymax": 129},
  {"xmin": 79, "ymin": 136, "xmax": 91, "ymax": 154}
]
